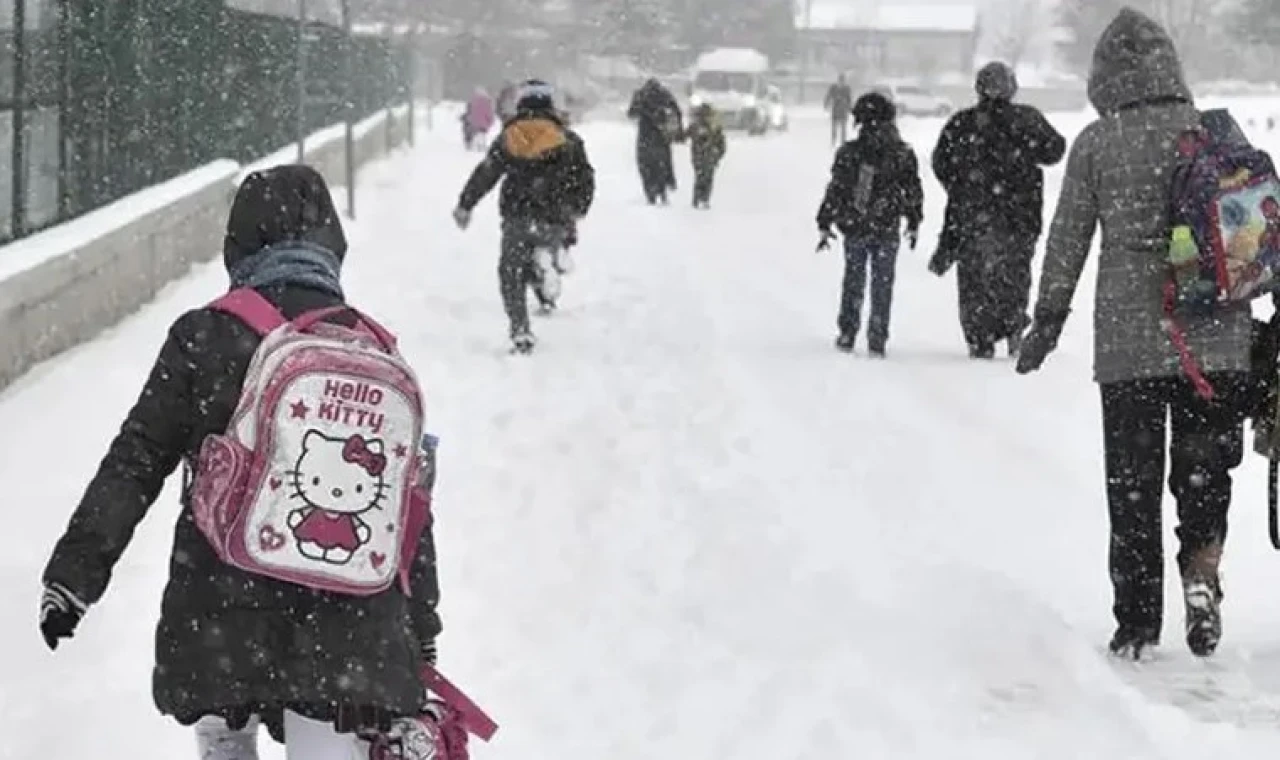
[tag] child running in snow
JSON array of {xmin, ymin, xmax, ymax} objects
[
  {"xmin": 816, "ymin": 92, "xmax": 924, "ymax": 357},
  {"xmin": 39, "ymin": 166, "xmax": 443, "ymax": 759},
  {"xmin": 687, "ymin": 103, "xmax": 727, "ymax": 209},
  {"xmin": 453, "ymin": 79, "xmax": 596, "ymax": 354}
]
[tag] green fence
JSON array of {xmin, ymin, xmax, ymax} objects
[{"xmin": 0, "ymin": 0, "xmax": 411, "ymax": 245}]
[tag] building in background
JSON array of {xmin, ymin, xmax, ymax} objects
[{"xmin": 797, "ymin": 3, "xmax": 978, "ymax": 85}]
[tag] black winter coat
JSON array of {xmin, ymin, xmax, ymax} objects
[
  {"xmin": 458, "ymin": 108, "xmax": 595, "ymax": 224},
  {"xmin": 817, "ymin": 124, "xmax": 924, "ymax": 241},
  {"xmin": 688, "ymin": 117, "xmax": 726, "ymax": 172},
  {"xmin": 42, "ymin": 166, "xmax": 441, "ymax": 739},
  {"xmin": 628, "ymin": 81, "xmax": 683, "ymax": 190},
  {"xmin": 931, "ymin": 99, "xmax": 1066, "ymax": 265}
]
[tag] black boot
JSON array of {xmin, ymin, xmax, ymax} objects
[
  {"xmin": 1109, "ymin": 626, "xmax": 1160, "ymax": 661},
  {"xmin": 835, "ymin": 333, "xmax": 856, "ymax": 353},
  {"xmin": 968, "ymin": 342, "xmax": 995, "ymax": 360}
]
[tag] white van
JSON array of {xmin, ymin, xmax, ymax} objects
[{"xmin": 689, "ymin": 48, "xmax": 771, "ymax": 134}]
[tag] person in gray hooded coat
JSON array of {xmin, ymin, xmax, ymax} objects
[{"xmin": 1016, "ymin": 8, "xmax": 1253, "ymax": 660}]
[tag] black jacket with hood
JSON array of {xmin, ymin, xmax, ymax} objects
[
  {"xmin": 458, "ymin": 104, "xmax": 595, "ymax": 225},
  {"xmin": 817, "ymin": 122, "xmax": 924, "ymax": 241},
  {"xmin": 42, "ymin": 165, "xmax": 441, "ymax": 739},
  {"xmin": 931, "ymin": 93, "xmax": 1066, "ymax": 269}
]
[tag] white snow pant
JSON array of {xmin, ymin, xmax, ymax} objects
[{"xmin": 196, "ymin": 711, "xmax": 372, "ymax": 760}]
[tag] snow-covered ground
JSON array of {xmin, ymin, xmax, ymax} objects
[{"xmin": 7, "ymin": 105, "xmax": 1280, "ymax": 759}]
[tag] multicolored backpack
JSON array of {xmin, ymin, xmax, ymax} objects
[
  {"xmin": 1165, "ymin": 109, "xmax": 1280, "ymax": 399},
  {"xmin": 189, "ymin": 288, "xmax": 431, "ymax": 596}
]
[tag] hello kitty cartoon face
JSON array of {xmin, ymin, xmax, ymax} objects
[{"xmin": 288, "ymin": 431, "xmax": 389, "ymax": 515}]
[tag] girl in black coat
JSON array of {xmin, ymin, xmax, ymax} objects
[{"xmin": 39, "ymin": 166, "xmax": 442, "ymax": 753}]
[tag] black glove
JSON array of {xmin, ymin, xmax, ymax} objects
[
  {"xmin": 817, "ymin": 229, "xmax": 836, "ymax": 253},
  {"xmin": 928, "ymin": 250, "xmax": 952, "ymax": 276},
  {"xmin": 40, "ymin": 582, "xmax": 87, "ymax": 651},
  {"xmin": 906, "ymin": 227, "xmax": 920, "ymax": 251},
  {"xmin": 1016, "ymin": 312, "xmax": 1070, "ymax": 375},
  {"xmin": 564, "ymin": 222, "xmax": 578, "ymax": 249}
]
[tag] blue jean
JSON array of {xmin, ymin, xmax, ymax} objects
[{"xmin": 839, "ymin": 237, "xmax": 899, "ymax": 349}]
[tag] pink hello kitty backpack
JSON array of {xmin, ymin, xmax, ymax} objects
[{"xmin": 189, "ymin": 288, "xmax": 430, "ymax": 596}]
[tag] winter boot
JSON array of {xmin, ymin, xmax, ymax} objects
[
  {"xmin": 1108, "ymin": 626, "xmax": 1161, "ymax": 661},
  {"xmin": 511, "ymin": 329, "xmax": 536, "ymax": 355},
  {"xmin": 968, "ymin": 342, "xmax": 995, "ymax": 360},
  {"xmin": 835, "ymin": 333, "xmax": 856, "ymax": 353},
  {"xmin": 1182, "ymin": 542, "xmax": 1224, "ymax": 657},
  {"xmin": 868, "ymin": 344, "xmax": 887, "ymax": 359}
]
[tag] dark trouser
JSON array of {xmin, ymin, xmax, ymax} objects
[
  {"xmin": 693, "ymin": 165, "xmax": 716, "ymax": 206},
  {"xmin": 1099, "ymin": 373, "xmax": 1248, "ymax": 634},
  {"xmin": 500, "ymin": 220, "xmax": 565, "ymax": 337},
  {"xmin": 956, "ymin": 228, "xmax": 1035, "ymax": 351},
  {"xmin": 838, "ymin": 237, "xmax": 899, "ymax": 349},
  {"xmin": 831, "ymin": 114, "xmax": 848, "ymax": 145}
]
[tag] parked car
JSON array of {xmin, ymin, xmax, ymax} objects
[
  {"xmin": 876, "ymin": 83, "xmax": 953, "ymax": 117},
  {"xmin": 762, "ymin": 84, "xmax": 789, "ymax": 132}
]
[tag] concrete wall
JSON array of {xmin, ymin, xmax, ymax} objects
[{"xmin": 0, "ymin": 108, "xmax": 414, "ymax": 391}]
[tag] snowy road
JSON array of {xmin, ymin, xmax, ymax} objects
[{"xmin": 7, "ymin": 108, "xmax": 1280, "ymax": 758}]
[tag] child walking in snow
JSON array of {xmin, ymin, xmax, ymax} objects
[
  {"xmin": 39, "ymin": 166, "xmax": 444, "ymax": 759},
  {"xmin": 816, "ymin": 92, "xmax": 923, "ymax": 357},
  {"xmin": 688, "ymin": 103, "xmax": 727, "ymax": 209}
]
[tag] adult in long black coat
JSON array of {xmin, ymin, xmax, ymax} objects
[
  {"xmin": 39, "ymin": 165, "xmax": 441, "ymax": 744},
  {"xmin": 930, "ymin": 62, "xmax": 1066, "ymax": 359},
  {"xmin": 628, "ymin": 78, "xmax": 684, "ymax": 205}
]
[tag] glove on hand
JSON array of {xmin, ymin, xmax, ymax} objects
[
  {"xmin": 422, "ymin": 638, "xmax": 439, "ymax": 667},
  {"xmin": 1016, "ymin": 312, "xmax": 1070, "ymax": 375},
  {"xmin": 452, "ymin": 207, "xmax": 472, "ymax": 231},
  {"xmin": 907, "ymin": 227, "xmax": 919, "ymax": 251},
  {"xmin": 40, "ymin": 582, "xmax": 87, "ymax": 651},
  {"xmin": 816, "ymin": 230, "xmax": 836, "ymax": 253}
]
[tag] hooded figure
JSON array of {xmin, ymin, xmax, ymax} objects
[
  {"xmin": 40, "ymin": 165, "xmax": 441, "ymax": 748},
  {"xmin": 817, "ymin": 92, "xmax": 924, "ymax": 356},
  {"xmin": 931, "ymin": 60, "xmax": 1066, "ymax": 358},
  {"xmin": 455, "ymin": 80, "xmax": 596, "ymax": 352},
  {"xmin": 687, "ymin": 103, "xmax": 727, "ymax": 209},
  {"xmin": 628, "ymin": 78, "xmax": 684, "ymax": 204},
  {"xmin": 1016, "ymin": 9, "xmax": 1253, "ymax": 660},
  {"xmin": 462, "ymin": 87, "xmax": 497, "ymax": 149}
]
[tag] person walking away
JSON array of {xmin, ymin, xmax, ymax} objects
[
  {"xmin": 38, "ymin": 165, "xmax": 444, "ymax": 757},
  {"xmin": 452, "ymin": 80, "xmax": 596, "ymax": 354},
  {"xmin": 462, "ymin": 87, "xmax": 497, "ymax": 150},
  {"xmin": 688, "ymin": 103, "xmax": 727, "ymax": 209},
  {"xmin": 825, "ymin": 73, "xmax": 854, "ymax": 146},
  {"xmin": 816, "ymin": 92, "xmax": 923, "ymax": 357},
  {"xmin": 931, "ymin": 61, "xmax": 1066, "ymax": 359},
  {"xmin": 1015, "ymin": 9, "xmax": 1253, "ymax": 660},
  {"xmin": 496, "ymin": 81, "xmax": 519, "ymax": 124},
  {"xmin": 628, "ymin": 78, "xmax": 684, "ymax": 205}
]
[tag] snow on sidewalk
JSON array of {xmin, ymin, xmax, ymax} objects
[{"xmin": 3, "ymin": 108, "xmax": 1280, "ymax": 759}]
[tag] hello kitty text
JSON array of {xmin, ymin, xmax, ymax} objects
[{"xmin": 319, "ymin": 379, "xmax": 386, "ymax": 434}]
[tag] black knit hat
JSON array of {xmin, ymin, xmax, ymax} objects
[
  {"xmin": 223, "ymin": 164, "xmax": 348, "ymax": 273},
  {"xmin": 976, "ymin": 61, "xmax": 1018, "ymax": 101},
  {"xmin": 852, "ymin": 91, "xmax": 896, "ymax": 125}
]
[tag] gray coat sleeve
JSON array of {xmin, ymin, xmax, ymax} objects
[{"xmin": 1035, "ymin": 125, "xmax": 1100, "ymax": 320}]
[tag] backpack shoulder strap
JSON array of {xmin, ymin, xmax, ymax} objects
[{"xmin": 209, "ymin": 288, "xmax": 287, "ymax": 336}]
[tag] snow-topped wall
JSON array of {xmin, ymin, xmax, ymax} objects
[{"xmin": 0, "ymin": 107, "xmax": 414, "ymax": 390}]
